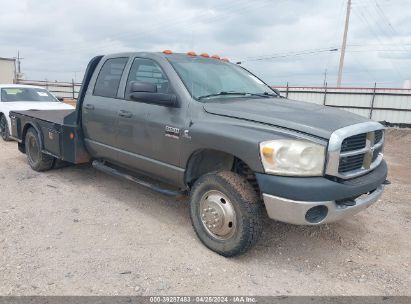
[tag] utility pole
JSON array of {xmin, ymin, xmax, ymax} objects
[
  {"xmin": 14, "ymin": 50, "xmax": 24, "ymax": 82},
  {"xmin": 337, "ymin": 0, "xmax": 351, "ymax": 87},
  {"xmin": 17, "ymin": 51, "xmax": 21, "ymax": 75}
]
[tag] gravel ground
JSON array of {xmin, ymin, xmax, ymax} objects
[{"xmin": 0, "ymin": 128, "xmax": 410, "ymax": 296}]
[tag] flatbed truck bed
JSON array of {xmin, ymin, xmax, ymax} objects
[{"xmin": 10, "ymin": 109, "xmax": 90, "ymax": 164}]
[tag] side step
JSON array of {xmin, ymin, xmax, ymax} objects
[{"xmin": 92, "ymin": 160, "xmax": 186, "ymax": 197}]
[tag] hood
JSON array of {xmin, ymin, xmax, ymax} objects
[
  {"xmin": 1, "ymin": 101, "xmax": 74, "ymax": 112},
  {"xmin": 203, "ymin": 97, "xmax": 369, "ymax": 139}
]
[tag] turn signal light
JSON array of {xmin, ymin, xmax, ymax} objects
[
  {"xmin": 69, "ymin": 132, "xmax": 75, "ymax": 140},
  {"xmin": 163, "ymin": 49, "xmax": 173, "ymax": 54}
]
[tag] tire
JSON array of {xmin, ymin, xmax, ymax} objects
[
  {"xmin": 25, "ymin": 128, "xmax": 55, "ymax": 172},
  {"xmin": 0, "ymin": 115, "xmax": 10, "ymax": 141},
  {"xmin": 189, "ymin": 171, "xmax": 263, "ymax": 257}
]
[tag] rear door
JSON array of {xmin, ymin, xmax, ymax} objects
[{"xmin": 82, "ymin": 57, "xmax": 129, "ymax": 161}]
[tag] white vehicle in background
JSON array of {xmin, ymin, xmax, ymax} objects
[{"xmin": 0, "ymin": 84, "xmax": 74, "ymax": 141}]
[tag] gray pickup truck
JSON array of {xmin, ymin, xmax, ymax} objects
[{"xmin": 9, "ymin": 51, "xmax": 388, "ymax": 256}]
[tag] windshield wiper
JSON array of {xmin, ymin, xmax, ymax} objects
[
  {"xmin": 248, "ymin": 92, "xmax": 279, "ymax": 98},
  {"xmin": 197, "ymin": 91, "xmax": 248, "ymax": 100}
]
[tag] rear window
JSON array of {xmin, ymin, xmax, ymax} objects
[{"xmin": 93, "ymin": 57, "xmax": 128, "ymax": 98}]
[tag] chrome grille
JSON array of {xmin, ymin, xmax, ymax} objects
[
  {"xmin": 340, "ymin": 133, "xmax": 367, "ymax": 152},
  {"xmin": 326, "ymin": 122, "xmax": 385, "ymax": 179},
  {"xmin": 375, "ymin": 129, "xmax": 383, "ymax": 143},
  {"xmin": 339, "ymin": 154, "xmax": 365, "ymax": 173}
]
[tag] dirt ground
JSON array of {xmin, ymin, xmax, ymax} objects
[{"xmin": 0, "ymin": 129, "xmax": 410, "ymax": 296}]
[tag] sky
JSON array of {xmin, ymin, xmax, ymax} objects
[{"xmin": 0, "ymin": 0, "xmax": 410, "ymax": 87}]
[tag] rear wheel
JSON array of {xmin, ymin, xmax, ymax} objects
[
  {"xmin": 25, "ymin": 128, "xmax": 55, "ymax": 171},
  {"xmin": 0, "ymin": 115, "xmax": 10, "ymax": 141},
  {"xmin": 189, "ymin": 171, "xmax": 263, "ymax": 257}
]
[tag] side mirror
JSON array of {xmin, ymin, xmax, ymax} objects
[
  {"xmin": 127, "ymin": 81, "xmax": 178, "ymax": 107},
  {"xmin": 130, "ymin": 81, "xmax": 157, "ymax": 93}
]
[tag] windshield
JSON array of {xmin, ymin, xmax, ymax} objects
[
  {"xmin": 1, "ymin": 87, "xmax": 58, "ymax": 102},
  {"xmin": 167, "ymin": 55, "xmax": 276, "ymax": 100}
]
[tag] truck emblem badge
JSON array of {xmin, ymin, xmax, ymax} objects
[
  {"xmin": 48, "ymin": 132, "xmax": 54, "ymax": 140},
  {"xmin": 165, "ymin": 126, "xmax": 180, "ymax": 139}
]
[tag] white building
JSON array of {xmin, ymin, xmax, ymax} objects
[{"xmin": 0, "ymin": 57, "xmax": 16, "ymax": 84}]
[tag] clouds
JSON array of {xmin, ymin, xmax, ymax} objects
[{"xmin": 0, "ymin": 0, "xmax": 410, "ymax": 86}]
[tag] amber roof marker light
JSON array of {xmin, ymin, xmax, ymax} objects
[
  {"xmin": 200, "ymin": 53, "xmax": 210, "ymax": 58},
  {"xmin": 163, "ymin": 49, "xmax": 173, "ymax": 54},
  {"xmin": 211, "ymin": 54, "xmax": 221, "ymax": 59},
  {"xmin": 187, "ymin": 51, "xmax": 197, "ymax": 56},
  {"xmin": 221, "ymin": 58, "xmax": 230, "ymax": 62}
]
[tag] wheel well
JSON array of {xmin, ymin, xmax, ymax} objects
[{"xmin": 184, "ymin": 149, "xmax": 261, "ymax": 195}]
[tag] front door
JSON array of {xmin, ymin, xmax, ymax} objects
[{"xmin": 115, "ymin": 57, "xmax": 187, "ymax": 184}]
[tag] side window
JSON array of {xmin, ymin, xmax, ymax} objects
[
  {"xmin": 94, "ymin": 57, "xmax": 128, "ymax": 98},
  {"xmin": 126, "ymin": 58, "xmax": 169, "ymax": 94}
]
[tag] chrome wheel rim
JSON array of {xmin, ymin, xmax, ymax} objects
[{"xmin": 199, "ymin": 190, "xmax": 237, "ymax": 240}]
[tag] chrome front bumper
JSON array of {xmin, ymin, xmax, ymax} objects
[{"xmin": 262, "ymin": 185, "xmax": 384, "ymax": 225}]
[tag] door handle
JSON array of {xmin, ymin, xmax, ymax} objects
[
  {"xmin": 84, "ymin": 104, "xmax": 95, "ymax": 110},
  {"xmin": 119, "ymin": 110, "xmax": 133, "ymax": 118}
]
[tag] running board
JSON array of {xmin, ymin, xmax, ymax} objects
[{"xmin": 92, "ymin": 160, "xmax": 186, "ymax": 197}]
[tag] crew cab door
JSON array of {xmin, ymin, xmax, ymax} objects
[
  {"xmin": 115, "ymin": 57, "xmax": 186, "ymax": 185},
  {"xmin": 81, "ymin": 57, "xmax": 129, "ymax": 162}
]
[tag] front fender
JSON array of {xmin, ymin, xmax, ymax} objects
[{"xmin": 180, "ymin": 117, "xmax": 314, "ymax": 173}]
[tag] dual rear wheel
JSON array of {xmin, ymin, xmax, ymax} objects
[{"xmin": 25, "ymin": 128, "xmax": 55, "ymax": 171}]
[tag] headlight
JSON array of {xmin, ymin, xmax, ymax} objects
[{"xmin": 259, "ymin": 140, "xmax": 326, "ymax": 176}]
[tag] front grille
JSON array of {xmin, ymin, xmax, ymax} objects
[
  {"xmin": 326, "ymin": 123, "xmax": 385, "ymax": 179},
  {"xmin": 339, "ymin": 154, "xmax": 364, "ymax": 173},
  {"xmin": 336, "ymin": 129, "xmax": 384, "ymax": 177},
  {"xmin": 375, "ymin": 130, "xmax": 383, "ymax": 143},
  {"xmin": 341, "ymin": 133, "xmax": 367, "ymax": 152}
]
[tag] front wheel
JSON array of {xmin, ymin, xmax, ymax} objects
[
  {"xmin": 25, "ymin": 128, "xmax": 55, "ymax": 171},
  {"xmin": 0, "ymin": 115, "xmax": 10, "ymax": 141},
  {"xmin": 189, "ymin": 171, "xmax": 263, "ymax": 257}
]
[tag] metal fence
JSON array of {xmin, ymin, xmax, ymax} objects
[
  {"xmin": 274, "ymin": 84, "xmax": 411, "ymax": 126},
  {"xmin": 17, "ymin": 79, "xmax": 81, "ymax": 100},
  {"xmin": 15, "ymin": 80, "xmax": 411, "ymax": 126}
]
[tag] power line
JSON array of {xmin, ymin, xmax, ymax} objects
[
  {"xmin": 246, "ymin": 48, "xmax": 339, "ymax": 61},
  {"xmin": 352, "ymin": 1, "xmax": 405, "ymax": 80}
]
